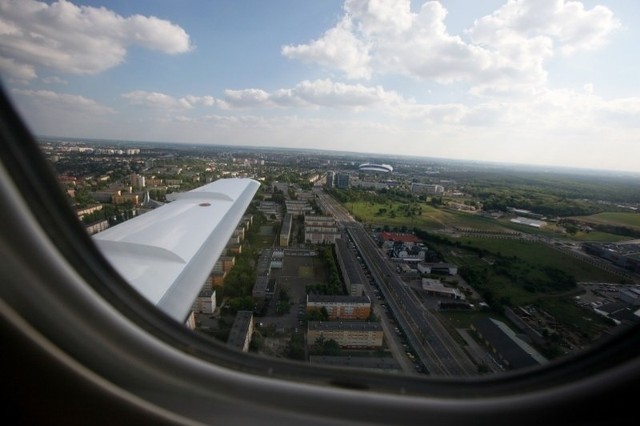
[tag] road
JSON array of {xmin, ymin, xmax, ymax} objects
[
  {"xmin": 318, "ymin": 189, "xmax": 477, "ymax": 376},
  {"xmin": 347, "ymin": 225, "xmax": 477, "ymax": 376}
]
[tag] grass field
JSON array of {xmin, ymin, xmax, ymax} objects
[
  {"xmin": 350, "ymin": 201, "xmax": 640, "ymax": 245},
  {"xmin": 567, "ymin": 231, "xmax": 634, "ymax": 242},
  {"xmin": 298, "ymin": 266, "xmax": 314, "ymax": 278},
  {"xmin": 454, "ymin": 237, "xmax": 623, "ymax": 282},
  {"xmin": 442, "ymin": 297, "xmax": 608, "ymax": 338},
  {"xmin": 570, "ymin": 212, "xmax": 640, "ymax": 230},
  {"xmin": 350, "ymin": 201, "xmax": 511, "ymax": 231}
]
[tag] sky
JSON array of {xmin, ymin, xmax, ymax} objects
[{"xmin": 1, "ymin": 0, "xmax": 640, "ymax": 172}]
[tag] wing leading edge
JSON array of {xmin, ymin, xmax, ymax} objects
[{"xmin": 93, "ymin": 178, "xmax": 260, "ymax": 322}]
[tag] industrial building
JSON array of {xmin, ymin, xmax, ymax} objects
[
  {"xmin": 418, "ymin": 262, "xmax": 458, "ymax": 275},
  {"xmin": 471, "ymin": 317, "xmax": 547, "ymax": 370},
  {"xmin": 421, "ymin": 278, "xmax": 465, "ymax": 300},
  {"xmin": 583, "ymin": 242, "xmax": 640, "ymax": 273}
]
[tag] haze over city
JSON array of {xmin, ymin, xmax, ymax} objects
[{"xmin": 1, "ymin": 0, "xmax": 639, "ymax": 172}]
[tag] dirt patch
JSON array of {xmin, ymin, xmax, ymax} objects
[
  {"xmin": 298, "ymin": 265, "xmax": 314, "ymax": 278},
  {"xmin": 259, "ymin": 336, "xmax": 290, "ymax": 358},
  {"xmin": 259, "ymin": 226, "xmax": 274, "ymax": 235}
]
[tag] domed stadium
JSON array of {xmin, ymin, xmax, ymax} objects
[{"xmin": 358, "ymin": 163, "xmax": 393, "ymax": 173}]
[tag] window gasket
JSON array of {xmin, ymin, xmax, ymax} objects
[{"xmin": 1, "ymin": 82, "xmax": 640, "ymax": 403}]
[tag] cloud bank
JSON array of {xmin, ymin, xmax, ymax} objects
[{"xmin": 0, "ymin": 0, "xmax": 192, "ymax": 81}]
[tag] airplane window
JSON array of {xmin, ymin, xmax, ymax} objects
[{"xmin": 1, "ymin": 1, "xmax": 640, "ymax": 424}]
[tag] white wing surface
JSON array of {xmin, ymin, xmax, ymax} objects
[{"xmin": 93, "ymin": 178, "xmax": 260, "ymax": 322}]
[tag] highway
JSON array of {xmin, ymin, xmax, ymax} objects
[{"xmin": 317, "ymin": 189, "xmax": 477, "ymax": 376}]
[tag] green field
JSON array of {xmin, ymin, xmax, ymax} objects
[
  {"xmin": 567, "ymin": 231, "xmax": 633, "ymax": 242},
  {"xmin": 349, "ymin": 198, "xmax": 627, "ymax": 284},
  {"xmin": 452, "ymin": 237, "xmax": 623, "ymax": 282},
  {"xmin": 443, "ymin": 299, "xmax": 607, "ymax": 340},
  {"xmin": 349, "ymin": 201, "xmax": 511, "ymax": 231},
  {"xmin": 298, "ymin": 266, "xmax": 314, "ymax": 278},
  {"xmin": 571, "ymin": 212, "xmax": 640, "ymax": 230},
  {"xmin": 349, "ymin": 200, "xmax": 640, "ymax": 244}
]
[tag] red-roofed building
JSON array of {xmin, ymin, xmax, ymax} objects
[{"xmin": 378, "ymin": 232, "xmax": 421, "ymax": 245}]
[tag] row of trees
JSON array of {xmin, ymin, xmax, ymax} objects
[
  {"xmin": 79, "ymin": 202, "xmax": 136, "ymax": 227},
  {"xmin": 305, "ymin": 246, "xmax": 346, "ymax": 295}
]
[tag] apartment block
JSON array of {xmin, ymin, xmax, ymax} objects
[
  {"xmin": 306, "ymin": 295, "xmax": 372, "ymax": 320},
  {"xmin": 307, "ymin": 321, "xmax": 383, "ymax": 348}
]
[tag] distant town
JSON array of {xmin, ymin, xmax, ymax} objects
[{"xmin": 40, "ymin": 136, "xmax": 640, "ymax": 376}]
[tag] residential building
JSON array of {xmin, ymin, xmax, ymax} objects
[
  {"xmin": 227, "ymin": 311, "xmax": 254, "ymax": 352},
  {"xmin": 335, "ymin": 173, "xmax": 350, "ymax": 189},
  {"xmin": 305, "ymin": 215, "xmax": 340, "ymax": 244},
  {"xmin": 306, "ymin": 295, "xmax": 372, "ymax": 320},
  {"xmin": 410, "ymin": 183, "xmax": 444, "ymax": 194},
  {"xmin": 280, "ymin": 213, "xmax": 293, "ymax": 247},
  {"xmin": 307, "ymin": 321, "xmax": 383, "ymax": 348},
  {"xmin": 192, "ymin": 289, "xmax": 216, "ymax": 314},
  {"xmin": 285, "ymin": 200, "xmax": 313, "ymax": 216},
  {"xmin": 334, "ymin": 238, "xmax": 366, "ymax": 296},
  {"xmin": 325, "ymin": 171, "xmax": 334, "ymax": 188}
]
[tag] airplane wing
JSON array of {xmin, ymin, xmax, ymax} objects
[{"xmin": 92, "ymin": 178, "xmax": 260, "ymax": 322}]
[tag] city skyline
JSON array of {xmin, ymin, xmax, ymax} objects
[{"xmin": 2, "ymin": 0, "xmax": 640, "ymax": 172}]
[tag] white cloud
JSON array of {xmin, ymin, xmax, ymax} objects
[
  {"xmin": 0, "ymin": 0, "xmax": 192, "ymax": 80},
  {"xmin": 282, "ymin": 16, "xmax": 372, "ymax": 79},
  {"xmin": 11, "ymin": 88, "xmax": 114, "ymax": 114},
  {"xmin": 345, "ymin": 0, "xmax": 413, "ymax": 35},
  {"xmin": 122, "ymin": 91, "xmax": 218, "ymax": 110},
  {"xmin": 281, "ymin": 0, "xmax": 620, "ymax": 97},
  {"xmin": 184, "ymin": 95, "xmax": 215, "ymax": 107},
  {"xmin": 122, "ymin": 91, "xmax": 191, "ymax": 109},
  {"xmin": 8, "ymin": 88, "xmax": 116, "ymax": 137},
  {"xmin": 469, "ymin": 0, "xmax": 621, "ymax": 55},
  {"xmin": 122, "ymin": 14, "xmax": 192, "ymax": 54},
  {"xmin": 222, "ymin": 79, "xmax": 406, "ymax": 110},
  {"xmin": 42, "ymin": 76, "xmax": 68, "ymax": 85},
  {"xmin": 289, "ymin": 79, "xmax": 405, "ymax": 107},
  {"xmin": 0, "ymin": 56, "xmax": 37, "ymax": 82},
  {"xmin": 222, "ymin": 89, "xmax": 271, "ymax": 109}
]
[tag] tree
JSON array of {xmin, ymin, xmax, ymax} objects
[
  {"xmin": 228, "ymin": 296, "xmax": 254, "ymax": 313},
  {"xmin": 249, "ymin": 331, "xmax": 264, "ymax": 352},
  {"xmin": 288, "ymin": 332, "xmax": 306, "ymax": 360},
  {"xmin": 305, "ymin": 307, "xmax": 329, "ymax": 322},
  {"xmin": 310, "ymin": 336, "xmax": 341, "ymax": 356}
]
